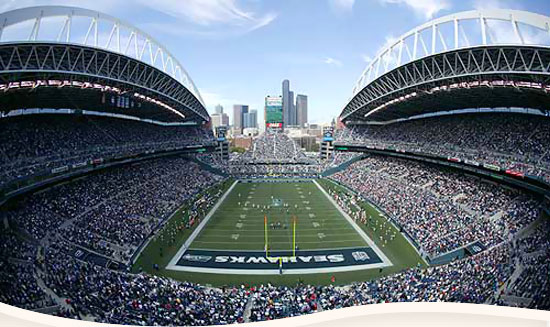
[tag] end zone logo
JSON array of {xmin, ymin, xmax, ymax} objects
[
  {"xmin": 176, "ymin": 248, "xmax": 382, "ymax": 270},
  {"xmin": 182, "ymin": 254, "xmax": 212, "ymax": 263},
  {"xmin": 213, "ymin": 254, "xmax": 345, "ymax": 264}
]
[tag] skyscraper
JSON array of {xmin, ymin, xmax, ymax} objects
[
  {"xmin": 243, "ymin": 109, "xmax": 258, "ymax": 128},
  {"xmin": 296, "ymin": 94, "xmax": 308, "ymax": 127},
  {"xmin": 211, "ymin": 110, "xmax": 229, "ymax": 129},
  {"xmin": 214, "ymin": 104, "xmax": 223, "ymax": 114},
  {"xmin": 289, "ymin": 90, "xmax": 296, "ymax": 126},
  {"xmin": 233, "ymin": 104, "xmax": 249, "ymax": 133},
  {"xmin": 282, "ymin": 79, "xmax": 291, "ymax": 126},
  {"xmin": 222, "ymin": 113, "xmax": 229, "ymax": 126}
]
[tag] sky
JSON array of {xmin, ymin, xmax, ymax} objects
[{"xmin": 1, "ymin": 0, "xmax": 550, "ymax": 125}]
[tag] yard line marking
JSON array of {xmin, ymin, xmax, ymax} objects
[
  {"xmin": 192, "ymin": 240, "xmax": 359, "ymax": 244},
  {"xmin": 200, "ymin": 227, "xmax": 355, "ymax": 232},
  {"xmin": 166, "ymin": 180, "xmax": 239, "ymax": 269}
]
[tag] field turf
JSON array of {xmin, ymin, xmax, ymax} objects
[
  {"xmin": 189, "ymin": 181, "xmax": 367, "ymax": 252},
  {"xmin": 133, "ymin": 178, "xmax": 426, "ymax": 286}
]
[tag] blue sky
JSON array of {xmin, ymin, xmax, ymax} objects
[{"xmin": 1, "ymin": 0, "xmax": 550, "ymax": 124}]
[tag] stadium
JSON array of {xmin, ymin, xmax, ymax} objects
[{"xmin": 0, "ymin": 4, "xmax": 549, "ymax": 326}]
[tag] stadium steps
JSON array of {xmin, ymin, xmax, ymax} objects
[
  {"xmin": 489, "ymin": 211, "xmax": 504, "ymax": 222},
  {"xmin": 87, "ymin": 116, "xmax": 118, "ymax": 143},
  {"xmin": 499, "ymin": 295, "xmax": 533, "ymax": 307},
  {"xmin": 514, "ymin": 212, "xmax": 546, "ymax": 240},
  {"xmin": 243, "ymin": 296, "xmax": 254, "ymax": 323},
  {"xmin": 34, "ymin": 268, "xmax": 96, "ymax": 321}
]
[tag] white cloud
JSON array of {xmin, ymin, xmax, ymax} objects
[
  {"xmin": 0, "ymin": 0, "xmax": 276, "ymax": 38},
  {"xmin": 362, "ymin": 55, "xmax": 373, "ymax": 63},
  {"xmin": 200, "ymin": 90, "xmax": 240, "ymax": 110},
  {"xmin": 362, "ymin": 35, "xmax": 398, "ymax": 65},
  {"xmin": 328, "ymin": 0, "xmax": 355, "ymax": 13},
  {"xmin": 380, "ymin": 0, "xmax": 450, "ymax": 20},
  {"xmin": 472, "ymin": 0, "xmax": 522, "ymax": 11},
  {"xmin": 324, "ymin": 57, "xmax": 343, "ymax": 66},
  {"xmin": 136, "ymin": 0, "xmax": 276, "ymax": 35},
  {"xmin": 0, "ymin": 0, "xmax": 120, "ymax": 14}
]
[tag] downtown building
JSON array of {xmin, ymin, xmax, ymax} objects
[
  {"xmin": 282, "ymin": 79, "xmax": 308, "ymax": 128},
  {"xmin": 232, "ymin": 104, "xmax": 249, "ymax": 134},
  {"xmin": 296, "ymin": 94, "xmax": 308, "ymax": 127},
  {"xmin": 211, "ymin": 104, "xmax": 229, "ymax": 129},
  {"xmin": 243, "ymin": 109, "xmax": 258, "ymax": 129}
]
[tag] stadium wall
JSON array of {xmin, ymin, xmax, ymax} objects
[
  {"xmin": 321, "ymin": 154, "xmax": 366, "ymax": 177},
  {"xmin": 187, "ymin": 157, "xmax": 228, "ymax": 177},
  {"xmin": 333, "ymin": 147, "xmax": 550, "ymax": 197}
]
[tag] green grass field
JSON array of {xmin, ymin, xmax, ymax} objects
[
  {"xmin": 133, "ymin": 178, "xmax": 426, "ymax": 286},
  {"xmin": 190, "ymin": 181, "xmax": 367, "ymax": 252}
]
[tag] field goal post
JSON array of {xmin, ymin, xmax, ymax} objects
[{"xmin": 264, "ymin": 215, "xmax": 298, "ymax": 265}]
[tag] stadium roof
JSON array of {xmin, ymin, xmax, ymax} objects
[
  {"xmin": 0, "ymin": 6, "xmax": 209, "ymax": 123},
  {"xmin": 340, "ymin": 9, "xmax": 550, "ymax": 123}
]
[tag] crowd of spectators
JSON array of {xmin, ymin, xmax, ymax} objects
[
  {"xmin": 330, "ymin": 155, "xmax": 542, "ymax": 257},
  {"xmin": 232, "ymin": 130, "xmax": 314, "ymax": 165},
  {"xmin": 228, "ymin": 129, "xmax": 321, "ymax": 177},
  {"xmin": 7, "ymin": 156, "xmax": 225, "ymax": 263},
  {"xmin": 29, "ymin": 240, "xmax": 520, "ymax": 322},
  {"xmin": 334, "ymin": 113, "xmax": 550, "ymax": 182},
  {"xmin": 502, "ymin": 219, "xmax": 550, "ymax": 309},
  {"xmin": 41, "ymin": 243, "xmax": 249, "ymax": 325},
  {"xmin": 0, "ymin": 228, "xmax": 55, "ymax": 310},
  {"xmin": 228, "ymin": 164, "xmax": 320, "ymax": 178},
  {"xmin": 0, "ymin": 114, "xmax": 215, "ymax": 188},
  {"xmin": 1, "ymin": 113, "xmax": 549, "ymax": 324}
]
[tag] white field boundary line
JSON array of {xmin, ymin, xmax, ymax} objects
[
  {"xmin": 312, "ymin": 179, "xmax": 393, "ymax": 268},
  {"xmin": 165, "ymin": 262, "xmax": 389, "ymax": 275},
  {"xmin": 326, "ymin": 178, "xmax": 429, "ymax": 267},
  {"xmin": 166, "ymin": 180, "xmax": 239, "ymax": 269},
  {"xmin": 167, "ymin": 179, "xmax": 392, "ymax": 275},
  {"xmin": 187, "ymin": 245, "xmax": 372, "ymax": 252}
]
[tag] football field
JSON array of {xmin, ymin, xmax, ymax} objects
[
  {"xmin": 189, "ymin": 180, "xmax": 367, "ymax": 252},
  {"xmin": 136, "ymin": 178, "xmax": 425, "ymax": 284}
]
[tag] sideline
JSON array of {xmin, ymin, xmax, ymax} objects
[
  {"xmin": 166, "ymin": 179, "xmax": 393, "ymax": 275},
  {"xmin": 166, "ymin": 180, "xmax": 239, "ymax": 269},
  {"xmin": 325, "ymin": 178, "xmax": 429, "ymax": 266},
  {"xmin": 312, "ymin": 179, "xmax": 393, "ymax": 268}
]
